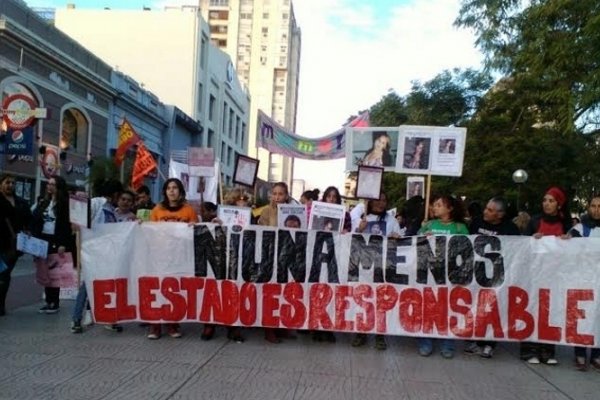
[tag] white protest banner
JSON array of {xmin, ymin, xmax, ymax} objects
[
  {"xmin": 82, "ymin": 223, "xmax": 600, "ymax": 346},
  {"xmin": 278, "ymin": 204, "xmax": 307, "ymax": 229}
]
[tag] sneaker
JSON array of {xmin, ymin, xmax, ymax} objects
[
  {"xmin": 351, "ymin": 333, "xmax": 367, "ymax": 347},
  {"xmin": 418, "ymin": 345, "xmax": 433, "ymax": 357},
  {"xmin": 464, "ymin": 341, "xmax": 480, "ymax": 355},
  {"xmin": 480, "ymin": 345, "xmax": 494, "ymax": 359},
  {"xmin": 441, "ymin": 349, "xmax": 455, "ymax": 359},
  {"xmin": 39, "ymin": 303, "xmax": 59, "ymax": 314},
  {"xmin": 82, "ymin": 310, "xmax": 94, "ymax": 326},
  {"xmin": 70, "ymin": 320, "xmax": 83, "ymax": 334},
  {"xmin": 375, "ymin": 335, "xmax": 387, "ymax": 351},
  {"xmin": 590, "ymin": 358, "xmax": 600, "ymax": 371},
  {"xmin": 147, "ymin": 324, "xmax": 161, "ymax": 340},
  {"xmin": 167, "ymin": 324, "xmax": 182, "ymax": 338},
  {"xmin": 104, "ymin": 324, "xmax": 123, "ymax": 333},
  {"xmin": 545, "ymin": 358, "xmax": 558, "ymax": 365},
  {"xmin": 527, "ymin": 356, "xmax": 540, "ymax": 364}
]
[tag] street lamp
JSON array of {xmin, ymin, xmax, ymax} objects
[{"xmin": 512, "ymin": 169, "xmax": 528, "ymax": 211}]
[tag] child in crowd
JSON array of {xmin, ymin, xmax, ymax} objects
[{"xmin": 417, "ymin": 195, "xmax": 468, "ymax": 359}]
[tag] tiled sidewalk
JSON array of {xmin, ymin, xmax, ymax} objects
[{"xmin": 0, "ymin": 301, "xmax": 598, "ymax": 400}]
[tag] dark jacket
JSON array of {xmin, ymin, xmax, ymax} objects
[
  {"xmin": 0, "ymin": 193, "xmax": 32, "ymax": 260},
  {"xmin": 30, "ymin": 198, "xmax": 74, "ymax": 253},
  {"xmin": 469, "ymin": 216, "xmax": 521, "ymax": 236}
]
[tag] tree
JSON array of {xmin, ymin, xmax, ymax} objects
[{"xmin": 455, "ymin": 0, "xmax": 600, "ymax": 135}]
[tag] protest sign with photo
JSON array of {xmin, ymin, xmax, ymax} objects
[
  {"xmin": 188, "ymin": 147, "xmax": 215, "ymax": 177},
  {"xmin": 308, "ymin": 201, "xmax": 346, "ymax": 233},
  {"xmin": 396, "ymin": 125, "xmax": 466, "ymax": 176},
  {"xmin": 69, "ymin": 193, "xmax": 89, "ymax": 227},
  {"xmin": 277, "ymin": 204, "xmax": 307, "ymax": 229},
  {"xmin": 356, "ymin": 165, "xmax": 383, "ymax": 200},
  {"xmin": 217, "ymin": 205, "xmax": 252, "ymax": 227},
  {"xmin": 406, "ymin": 176, "xmax": 425, "ymax": 199},
  {"xmin": 345, "ymin": 127, "xmax": 399, "ymax": 171},
  {"xmin": 233, "ymin": 154, "xmax": 259, "ymax": 187}
]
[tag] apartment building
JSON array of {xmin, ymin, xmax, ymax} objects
[
  {"xmin": 198, "ymin": 0, "xmax": 301, "ymax": 189},
  {"xmin": 54, "ymin": 6, "xmax": 250, "ymax": 185}
]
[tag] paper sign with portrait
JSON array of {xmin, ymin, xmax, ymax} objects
[
  {"xmin": 406, "ymin": 176, "xmax": 425, "ymax": 199},
  {"xmin": 345, "ymin": 127, "xmax": 399, "ymax": 172},
  {"xmin": 308, "ymin": 201, "xmax": 346, "ymax": 233},
  {"xmin": 396, "ymin": 125, "xmax": 466, "ymax": 176},
  {"xmin": 356, "ymin": 165, "xmax": 383, "ymax": 200},
  {"xmin": 277, "ymin": 204, "xmax": 307, "ymax": 230}
]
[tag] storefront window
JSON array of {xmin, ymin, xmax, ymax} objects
[{"xmin": 60, "ymin": 108, "xmax": 88, "ymax": 154}]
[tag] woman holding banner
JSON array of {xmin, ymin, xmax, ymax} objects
[
  {"xmin": 520, "ymin": 186, "xmax": 571, "ymax": 365},
  {"xmin": 352, "ymin": 191, "xmax": 402, "ymax": 350},
  {"xmin": 147, "ymin": 178, "xmax": 199, "ymax": 340},
  {"xmin": 416, "ymin": 195, "xmax": 468, "ymax": 358},
  {"xmin": 258, "ymin": 182, "xmax": 294, "ymax": 343}
]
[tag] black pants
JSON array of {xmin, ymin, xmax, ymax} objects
[
  {"xmin": 575, "ymin": 346, "xmax": 600, "ymax": 360},
  {"xmin": 45, "ymin": 286, "xmax": 60, "ymax": 306},
  {"xmin": 521, "ymin": 342, "xmax": 555, "ymax": 360},
  {"xmin": 0, "ymin": 263, "xmax": 14, "ymax": 313}
]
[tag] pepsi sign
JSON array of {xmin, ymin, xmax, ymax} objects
[{"xmin": 0, "ymin": 126, "xmax": 33, "ymax": 155}]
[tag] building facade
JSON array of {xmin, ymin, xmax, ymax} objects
[
  {"xmin": 54, "ymin": 6, "xmax": 250, "ymax": 186},
  {"xmin": 0, "ymin": 0, "xmax": 114, "ymax": 203},
  {"xmin": 198, "ymin": 0, "xmax": 301, "ymax": 188}
]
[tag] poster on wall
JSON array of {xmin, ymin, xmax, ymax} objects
[{"xmin": 39, "ymin": 144, "xmax": 61, "ymax": 179}]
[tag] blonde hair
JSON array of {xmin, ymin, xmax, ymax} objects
[{"xmin": 224, "ymin": 188, "xmax": 252, "ymax": 206}]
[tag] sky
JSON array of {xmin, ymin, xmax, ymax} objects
[{"xmin": 24, "ymin": 0, "xmax": 484, "ymax": 194}]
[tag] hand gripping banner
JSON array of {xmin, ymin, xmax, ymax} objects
[{"xmin": 81, "ymin": 223, "xmax": 600, "ymax": 346}]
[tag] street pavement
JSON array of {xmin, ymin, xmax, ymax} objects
[{"xmin": 1, "ymin": 256, "xmax": 599, "ymax": 400}]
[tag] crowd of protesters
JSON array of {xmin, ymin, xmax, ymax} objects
[{"xmin": 1, "ymin": 172, "xmax": 600, "ymax": 371}]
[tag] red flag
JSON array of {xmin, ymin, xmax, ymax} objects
[
  {"xmin": 115, "ymin": 119, "xmax": 141, "ymax": 166},
  {"xmin": 131, "ymin": 142, "xmax": 157, "ymax": 190},
  {"xmin": 348, "ymin": 111, "xmax": 370, "ymax": 127}
]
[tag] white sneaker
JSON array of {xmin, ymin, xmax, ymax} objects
[
  {"xmin": 527, "ymin": 356, "xmax": 540, "ymax": 364},
  {"xmin": 546, "ymin": 358, "xmax": 558, "ymax": 365},
  {"xmin": 480, "ymin": 345, "xmax": 494, "ymax": 359}
]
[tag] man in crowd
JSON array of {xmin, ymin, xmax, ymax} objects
[{"xmin": 464, "ymin": 197, "xmax": 520, "ymax": 358}]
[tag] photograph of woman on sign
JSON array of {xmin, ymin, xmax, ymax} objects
[
  {"xmin": 403, "ymin": 138, "xmax": 431, "ymax": 170},
  {"xmin": 347, "ymin": 128, "xmax": 398, "ymax": 171},
  {"xmin": 362, "ymin": 131, "xmax": 392, "ymax": 167},
  {"xmin": 439, "ymin": 138, "xmax": 456, "ymax": 154}
]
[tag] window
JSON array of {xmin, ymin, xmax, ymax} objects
[
  {"xmin": 222, "ymin": 103, "xmax": 228, "ymax": 132},
  {"xmin": 262, "ymin": 27, "xmax": 268, "ymax": 34},
  {"xmin": 221, "ymin": 141, "xmax": 226, "ymax": 161},
  {"xmin": 209, "ymin": 95, "xmax": 216, "ymax": 121},
  {"xmin": 229, "ymin": 109, "xmax": 234, "ymax": 138},
  {"xmin": 60, "ymin": 108, "xmax": 89, "ymax": 154},
  {"xmin": 282, "ymin": 13, "xmax": 288, "ymax": 19},
  {"xmin": 263, "ymin": 13, "xmax": 269, "ymax": 18},
  {"xmin": 207, "ymin": 129, "xmax": 215, "ymax": 147},
  {"xmin": 197, "ymin": 83, "xmax": 203, "ymax": 112}
]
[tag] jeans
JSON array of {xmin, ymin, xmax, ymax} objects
[
  {"xmin": 72, "ymin": 282, "xmax": 87, "ymax": 322},
  {"xmin": 418, "ymin": 338, "xmax": 455, "ymax": 352}
]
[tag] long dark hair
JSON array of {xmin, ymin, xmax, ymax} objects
[
  {"xmin": 40, "ymin": 175, "xmax": 68, "ymax": 214},
  {"xmin": 321, "ymin": 186, "xmax": 342, "ymax": 205},
  {"xmin": 366, "ymin": 131, "xmax": 392, "ymax": 165},
  {"xmin": 161, "ymin": 178, "xmax": 187, "ymax": 209},
  {"xmin": 366, "ymin": 192, "xmax": 389, "ymax": 221}
]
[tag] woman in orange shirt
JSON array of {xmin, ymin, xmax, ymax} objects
[{"xmin": 148, "ymin": 178, "xmax": 199, "ymax": 339}]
